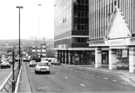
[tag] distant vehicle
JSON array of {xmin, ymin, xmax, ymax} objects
[
  {"xmin": 0, "ymin": 60, "xmax": 11, "ymax": 68},
  {"xmin": 117, "ymin": 58, "xmax": 129, "ymax": 68},
  {"xmin": 53, "ymin": 58, "xmax": 60, "ymax": 65},
  {"xmin": 35, "ymin": 62, "xmax": 50, "ymax": 74},
  {"xmin": 29, "ymin": 60, "xmax": 37, "ymax": 67}
]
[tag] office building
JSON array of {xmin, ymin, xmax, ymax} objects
[
  {"xmin": 88, "ymin": 0, "xmax": 135, "ymax": 73},
  {"xmin": 54, "ymin": 0, "xmax": 90, "ymax": 65}
]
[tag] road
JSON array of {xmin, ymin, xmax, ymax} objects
[
  {"xmin": 0, "ymin": 67, "xmax": 11, "ymax": 87},
  {"xmin": 25, "ymin": 63, "xmax": 135, "ymax": 93},
  {"xmin": 0, "ymin": 62, "xmax": 18, "ymax": 87}
]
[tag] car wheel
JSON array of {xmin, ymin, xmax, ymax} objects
[
  {"xmin": 35, "ymin": 70, "xmax": 38, "ymax": 74},
  {"xmin": 47, "ymin": 71, "xmax": 50, "ymax": 74}
]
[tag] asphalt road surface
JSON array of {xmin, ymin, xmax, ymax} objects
[
  {"xmin": 25, "ymin": 63, "xmax": 135, "ymax": 93},
  {"xmin": 0, "ymin": 67, "xmax": 11, "ymax": 87}
]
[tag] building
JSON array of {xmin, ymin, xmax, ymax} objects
[
  {"xmin": 54, "ymin": 0, "xmax": 90, "ymax": 65},
  {"xmin": 88, "ymin": 0, "xmax": 135, "ymax": 73},
  {"xmin": 31, "ymin": 43, "xmax": 46, "ymax": 57}
]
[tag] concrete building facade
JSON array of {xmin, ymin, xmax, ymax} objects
[
  {"xmin": 54, "ymin": 0, "xmax": 91, "ymax": 65},
  {"xmin": 88, "ymin": 0, "xmax": 135, "ymax": 73}
]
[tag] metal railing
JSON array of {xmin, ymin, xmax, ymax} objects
[{"xmin": 0, "ymin": 64, "xmax": 21, "ymax": 93}]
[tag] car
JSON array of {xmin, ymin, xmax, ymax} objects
[
  {"xmin": 0, "ymin": 60, "xmax": 11, "ymax": 68},
  {"xmin": 53, "ymin": 58, "xmax": 60, "ymax": 65},
  {"xmin": 29, "ymin": 60, "xmax": 37, "ymax": 67},
  {"xmin": 116, "ymin": 58, "xmax": 129, "ymax": 68},
  {"xmin": 35, "ymin": 62, "xmax": 50, "ymax": 74}
]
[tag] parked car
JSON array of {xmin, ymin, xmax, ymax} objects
[
  {"xmin": 53, "ymin": 58, "xmax": 60, "ymax": 65},
  {"xmin": 0, "ymin": 60, "xmax": 11, "ymax": 68},
  {"xmin": 35, "ymin": 62, "xmax": 50, "ymax": 74},
  {"xmin": 117, "ymin": 58, "xmax": 129, "ymax": 68},
  {"xmin": 29, "ymin": 60, "xmax": 37, "ymax": 67}
]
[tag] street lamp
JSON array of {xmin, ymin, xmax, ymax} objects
[
  {"xmin": 38, "ymin": 4, "xmax": 42, "ymax": 58},
  {"xmin": 38, "ymin": 4, "xmax": 41, "ymax": 45},
  {"xmin": 16, "ymin": 6, "xmax": 23, "ymax": 70}
]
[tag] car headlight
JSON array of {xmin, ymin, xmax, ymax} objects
[{"xmin": 35, "ymin": 67, "xmax": 40, "ymax": 71}]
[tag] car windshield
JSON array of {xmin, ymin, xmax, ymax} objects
[{"xmin": 38, "ymin": 62, "xmax": 48, "ymax": 66}]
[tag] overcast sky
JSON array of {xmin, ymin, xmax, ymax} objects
[{"xmin": 0, "ymin": 0, "xmax": 54, "ymax": 40}]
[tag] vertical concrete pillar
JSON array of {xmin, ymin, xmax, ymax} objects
[
  {"xmin": 59, "ymin": 51, "xmax": 62, "ymax": 63},
  {"xmin": 95, "ymin": 48, "xmax": 102, "ymax": 68},
  {"xmin": 129, "ymin": 47, "xmax": 135, "ymax": 73},
  {"xmin": 109, "ymin": 49, "xmax": 117, "ymax": 70}
]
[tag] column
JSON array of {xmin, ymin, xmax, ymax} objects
[
  {"xmin": 95, "ymin": 48, "xmax": 102, "ymax": 68},
  {"xmin": 129, "ymin": 47, "xmax": 135, "ymax": 73},
  {"xmin": 109, "ymin": 49, "xmax": 117, "ymax": 70},
  {"xmin": 59, "ymin": 51, "xmax": 62, "ymax": 63}
]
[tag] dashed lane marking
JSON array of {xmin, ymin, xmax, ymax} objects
[
  {"xmin": 111, "ymin": 80, "xmax": 117, "ymax": 82},
  {"xmin": 86, "ymin": 73, "xmax": 89, "ymax": 75},
  {"xmin": 104, "ymin": 77, "xmax": 108, "ymax": 80},
  {"xmin": 80, "ymin": 84, "xmax": 85, "ymax": 86},
  {"xmin": 121, "ymin": 82, "xmax": 128, "ymax": 85},
  {"xmin": 56, "ymin": 73, "xmax": 58, "ymax": 74},
  {"xmin": 65, "ymin": 76, "xmax": 68, "ymax": 79}
]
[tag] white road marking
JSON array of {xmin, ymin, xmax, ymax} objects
[
  {"xmin": 70, "ymin": 69, "xmax": 72, "ymax": 70},
  {"xmin": 97, "ymin": 76, "xmax": 101, "ymax": 78},
  {"xmin": 86, "ymin": 73, "xmax": 89, "ymax": 75},
  {"xmin": 80, "ymin": 84, "xmax": 85, "ymax": 86},
  {"xmin": 103, "ymin": 77, "xmax": 108, "ymax": 80},
  {"xmin": 65, "ymin": 76, "xmax": 68, "ymax": 79},
  {"xmin": 56, "ymin": 73, "xmax": 58, "ymax": 74},
  {"xmin": 111, "ymin": 80, "xmax": 117, "ymax": 82},
  {"xmin": 79, "ymin": 67, "xmax": 82, "ymax": 69},
  {"xmin": 121, "ymin": 82, "xmax": 128, "ymax": 85},
  {"xmin": 66, "ymin": 68, "xmax": 67, "ymax": 69},
  {"xmin": 76, "ymin": 70, "xmax": 78, "ymax": 72}
]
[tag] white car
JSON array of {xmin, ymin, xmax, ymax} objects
[
  {"xmin": 35, "ymin": 62, "xmax": 50, "ymax": 74},
  {"xmin": 29, "ymin": 60, "xmax": 37, "ymax": 67},
  {"xmin": 0, "ymin": 60, "xmax": 11, "ymax": 68}
]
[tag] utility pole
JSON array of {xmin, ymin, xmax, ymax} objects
[{"xmin": 16, "ymin": 6, "xmax": 23, "ymax": 70}]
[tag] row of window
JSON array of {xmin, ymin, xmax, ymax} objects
[
  {"xmin": 74, "ymin": 0, "xmax": 89, "ymax": 5},
  {"xmin": 73, "ymin": 37, "xmax": 88, "ymax": 43},
  {"xmin": 74, "ymin": 24, "xmax": 88, "ymax": 31},
  {"xmin": 74, "ymin": 11, "xmax": 88, "ymax": 18}
]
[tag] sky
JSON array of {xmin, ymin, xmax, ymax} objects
[{"xmin": 0, "ymin": 0, "xmax": 54, "ymax": 40}]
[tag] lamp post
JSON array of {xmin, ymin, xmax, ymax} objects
[
  {"xmin": 16, "ymin": 6, "xmax": 23, "ymax": 70},
  {"xmin": 38, "ymin": 4, "xmax": 42, "ymax": 58}
]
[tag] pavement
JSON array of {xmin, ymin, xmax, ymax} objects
[
  {"xmin": 17, "ymin": 63, "xmax": 135, "ymax": 92},
  {"xmin": 17, "ymin": 62, "xmax": 31, "ymax": 93}
]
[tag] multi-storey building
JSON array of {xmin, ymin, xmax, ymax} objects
[
  {"xmin": 54, "ymin": 0, "xmax": 90, "ymax": 65},
  {"xmin": 88, "ymin": 0, "xmax": 135, "ymax": 73},
  {"xmin": 31, "ymin": 43, "xmax": 46, "ymax": 57}
]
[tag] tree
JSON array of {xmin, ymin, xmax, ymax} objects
[{"xmin": 46, "ymin": 49, "xmax": 55, "ymax": 58}]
